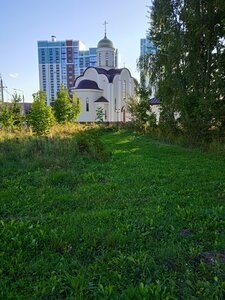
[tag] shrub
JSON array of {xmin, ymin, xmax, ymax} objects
[
  {"xmin": 76, "ymin": 130, "xmax": 110, "ymax": 160},
  {"xmin": 95, "ymin": 107, "xmax": 104, "ymax": 123}
]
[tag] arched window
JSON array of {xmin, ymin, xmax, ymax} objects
[
  {"xmin": 106, "ymin": 52, "xmax": 109, "ymax": 66},
  {"xmin": 99, "ymin": 53, "xmax": 101, "ymax": 66},
  {"xmin": 86, "ymin": 97, "xmax": 89, "ymax": 112},
  {"xmin": 122, "ymin": 80, "xmax": 126, "ymax": 99}
]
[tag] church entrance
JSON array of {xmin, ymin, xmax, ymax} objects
[{"xmin": 121, "ymin": 106, "xmax": 126, "ymax": 123}]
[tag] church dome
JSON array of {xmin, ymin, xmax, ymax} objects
[
  {"xmin": 97, "ymin": 35, "xmax": 114, "ymax": 49},
  {"xmin": 76, "ymin": 80, "xmax": 102, "ymax": 90}
]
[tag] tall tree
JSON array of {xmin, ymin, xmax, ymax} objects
[
  {"xmin": 140, "ymin": 0, "xmax": 225, "ymax": 141},
  {"xmin": 69, "ymin": 91, "xmax": 81, "ymax": 122},
  {"xmin": 0, "ymin": 104, "xmax": 14, "ymax": 129},
  {"xmin": 53, "ymin": 85, "xmax": 72, "ymax": 123},
  {"xmin": 140, "ymin": 0, "xmax": 183, "ymax": 133},
  {"xmin": 11, "ymin": 93, "xmax": 24, "ymax": 127},
  {"xmin": 28, "ymin": 91, "xmax": 55, "ymax": 135},
  {"xmin": 179, "ymin": 0, "xmax": 225, "ymax": 139},
  {"xmin": 127, "ymin": 81, "xmax": 156, "ymax": 132},
  {"xmin": 0, "ymin": 93, "xmax": 24, "ymax": 129}
]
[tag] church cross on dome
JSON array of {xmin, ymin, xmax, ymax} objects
[{"xmin": 103, "ymin": 21, "xmax": 108, "ymax": 37}]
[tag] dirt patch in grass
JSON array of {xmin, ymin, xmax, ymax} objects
[
  {"xmin": 180, "ymin": 228, "xmax": 192, "ymax": 237},
  {"xmin": 199, "ymin": 251, "xmax": 225, "ymax": 265}
]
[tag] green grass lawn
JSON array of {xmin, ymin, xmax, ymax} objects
[{"xmin": 0, "ymin": 128, "xmax": 225, "ymax": 299}]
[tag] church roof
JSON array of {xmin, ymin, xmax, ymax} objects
[
  {"xmin": 97, "ymin": 35, "xmax": 114, "ymax": 49},
  {"xmin": 95, "ymin": 67, "xmax": 123, "ymax": 82},
  {"xmin": 95, "ymin": 96, "xmax": 109, "ymax": 103},
  {"xmin": 73, "ymin": 67, "xmax": 133, "ymax": 88},
  {"xmin": 75, "ymin": 79, "xmax": 102, "ymax": 90}
]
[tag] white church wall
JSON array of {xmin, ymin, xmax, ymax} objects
[
  {"xmin": 112, "ymin": 76, "xmax": 122, "ymax": 122},
  {"xmin": 96, "ymin": 74, "xmax": 109, "ymax": 96},
  {"xmin": 110, "ymin": 70, "xmax": 135, "ymax": 123},
  {"xmin": 120, "ymin": 70, "xmax": 134, "ymax": 108},
  {"xmin": 151, "ymin": 105, "xmax": 160, "ymax": 124},
  {"xmin": 108, "ymin": 83, "xmax": 114, "ymax": 122},
  {"xmin": 83, "ymin": 68, "xmax": 98, "ymax": 82},
  {"xmin": 76, "ymin": 89, "xmax": 102, "ymax": 122}
]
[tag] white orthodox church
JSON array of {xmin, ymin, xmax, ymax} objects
[{"xmin": 73, "ymin": 32, "xmax": 135, "ymax": 123}]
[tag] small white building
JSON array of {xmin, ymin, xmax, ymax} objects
[{"xmin": 73, "ymin": 34, "xmax": 135, "ymax": 123}]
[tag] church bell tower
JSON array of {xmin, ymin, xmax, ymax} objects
[{"xmin": 96, "ymin": 21, "xmax": 116, "ymax": 69}]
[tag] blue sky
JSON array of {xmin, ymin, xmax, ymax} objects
[{"xmin": 1, "ymin": 0, "xmax": 150, "ymax": 102}]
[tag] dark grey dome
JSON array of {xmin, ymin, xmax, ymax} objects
[
  {"xmin": 76, "ymin": 80, "xmax": 101, "ymax": 90},
  {"xmin": 97, "ymin": 35, "xmax": 114, "ymax": 49}
]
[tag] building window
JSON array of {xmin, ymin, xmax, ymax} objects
[
  {"xmin": 86, "ymin": 97, "xmax": 89, "ymax": 112},
  {"xmin": 99, "ymin": 53, "xmax": 101, "ymax": 66},
  {"xmin": 106, "ymin": 52, "xmax": 109, "ymax": 66},
  {"xmin": 114, "ymin": 98, "xmax": 117, "ymax": 110},
  {"xmin": 123, "ymin": 80, "xmax": 126, "ymax": 99}
]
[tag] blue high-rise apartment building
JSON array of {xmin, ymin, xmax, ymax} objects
[
  {"xmin": 140, "ymin": 37, "xmax": 157, "ymax": 93},
  {"xmin": 140, "ymin": 37, "xmax": 156, "ymax": 56},
  {"xmin": 38, "ymin": 36, "xmax": 98, "ymax": 104}
]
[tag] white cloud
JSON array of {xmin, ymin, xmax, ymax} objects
[{"xmin": 9, "ymin": 73, "xmax": 19, "ymax": 78}]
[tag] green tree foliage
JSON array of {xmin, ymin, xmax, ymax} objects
[
  {"xmin": 139, "ymin": 0, "xmax": 225, "ymax": 141},
  {"xmin": 128, "ymin": 96, "xmax": 156, "ymax": 132},
  {"xmin": 95, "ymin": 106, "xmax": 104, "ymax": 123},
  {"xmin": 127, "ymin": 82, "xmax": 156, "ymax": 132},
  {"xmin": 69, "ymin": 91, "xmax": 81, "ymax": 122},
  {"xmin": 0, "ymin": 93, "xmax": 24, "ymax": 129},
  {"xmin": 53, "ymin": 85, "xmax": 71, "ymax": 123},
  {"xmin": 28, "ymin": 91, "xmax": 55, "ymax": 135},
  {"xmin": 0, "ymin": 104, "xmax": 14, "ymax": 129},
  {"xmin": 10, "ymin": 93, "xmax": 24, "ymax": 127},
  {"xmin": 53, "ymin": 85, "xmax": 81, "ymax": 123}
]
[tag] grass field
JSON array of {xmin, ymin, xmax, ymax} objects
[{"xmin": 0, "ymin": 126, "xmax": 225, "ymax": 299}]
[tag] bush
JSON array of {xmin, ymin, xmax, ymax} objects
[
  {"xmin": 95, "ymin": 107, "xmax": 104, "ymax": 123},
  {"xmin": 76, "ymin": 130, "xmax": 110, "ymax": 160}
]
